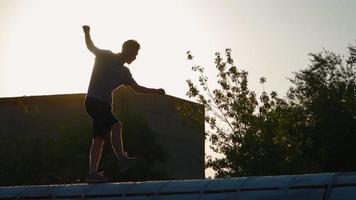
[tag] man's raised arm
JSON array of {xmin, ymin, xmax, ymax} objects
[{"xmin": 82, "ymin": 25, "xmax": 100, "ymax": 55}]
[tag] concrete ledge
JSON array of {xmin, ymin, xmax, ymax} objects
[{"xmin": 1, "ymin": 172, "xmax": 356, "ymax": 199}]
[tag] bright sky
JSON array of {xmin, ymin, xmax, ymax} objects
[
  {"xmin": 1, "ymin": 0, "xmax": 355, "ymax": 100},
  {"xmin": 1, "ymin": 0, "xmax": 355, "ymax": 177}
]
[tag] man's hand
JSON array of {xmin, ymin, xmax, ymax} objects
[
  {"xmin": 82, "ymin": 25, "xmax": 90, "ymax": 34},
  {"xmin": 156, "ymin": 88, "xmax": 165, "ymax": 95}
]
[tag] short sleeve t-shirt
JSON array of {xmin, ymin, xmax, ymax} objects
[{"xmin": 86, "ymin": 49, "xmax": 137, "ymax": 105}]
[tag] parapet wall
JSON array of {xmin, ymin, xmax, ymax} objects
[
  {"xmin": 112, "ymin": 87, "xmax": 205, "ymax": 179},
  {"xmin": 0, "ymin": 87, "xmax": 205, "ymax": 182}
]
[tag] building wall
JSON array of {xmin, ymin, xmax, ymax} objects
[
  {"xmin": 0, "ymin": 87, "xmax": 205, "ymax": 179},
  {"xmin": 113, "ymin": 87, "xmax": 205, "ymax": 179}
]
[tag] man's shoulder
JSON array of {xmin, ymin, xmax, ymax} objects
[
  {"xmin": 95, "ymin": 49, "xmax": 115, "ymax": 58},
  {"xmin": 104, "ymin": 49, "xmax": 115, "ymax": 54},
  {"xmin": 121, "ymin": 65, "xmax": 131, "ymax": 75}
]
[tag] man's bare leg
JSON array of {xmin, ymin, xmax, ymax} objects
[
  {"xmin": 89, "ymin": 136, "xmax": 105, "ymax": 173},
  {"xmin": 110, "ymin": 122, "xmax": 125, "ymax": 158},
  {"xmin": 110, "ymin": 121, "xmax": 137, "ymax": 172}
]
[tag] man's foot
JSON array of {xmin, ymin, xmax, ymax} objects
[
  {"xmin": 118, "ymin": 152, "xmax": 138, "ymax": 172},
  {"xmin": 86, "ymin": 171, "xmax": 109, "ymax": 183}
]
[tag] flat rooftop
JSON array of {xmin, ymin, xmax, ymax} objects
[{"xmin": 1, "ymin": 172, "xmax": 355, "ymax": 199}]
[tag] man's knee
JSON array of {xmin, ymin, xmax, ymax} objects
[
  {"xmin": 93, "ymin": 136, "xmax": 105, "ymax": 144},
  {"xmin": 113, "ymin": 121, "xmax": 122, "ymax": 129}
]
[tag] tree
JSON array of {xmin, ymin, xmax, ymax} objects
[
  {"xmin": 288, "ymin": 44, "xmax": 356, "ymax": 172},
  {"xmin": 186, "ymin": 49, "xmax": 314, "ymax": 177},
  {"xmin": 186, "ymin": 44, "xmax": 356, "ymax": 177}
]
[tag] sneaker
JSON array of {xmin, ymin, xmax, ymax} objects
[
  {"xmin": 86, "ymin": 171, "xmax": 109, "ymax": 183},
  {"xmin": 118, "ymin": 152, "xmax": 138, "ymax": 172}
]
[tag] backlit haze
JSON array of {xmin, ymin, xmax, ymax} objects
[{"xmin": 1, "ymin": 0, "xmax": 355, "ymax": 177}]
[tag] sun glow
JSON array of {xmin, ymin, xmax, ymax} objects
[{"xmin": 0, "ymin": 0, "xmax": 208, "ymax": 98}]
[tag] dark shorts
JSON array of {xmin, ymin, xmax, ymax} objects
[{"xmin": 85, "ymin": 97, "xmax": 118, "ymax": 138}]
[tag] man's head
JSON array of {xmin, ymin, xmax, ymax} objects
[{"xmin": 121, "ymin": 40, "xmax": 140, "ymax": 64}]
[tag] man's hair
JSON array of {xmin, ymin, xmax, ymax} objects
[{"xmin": 122, "ymin": 40, "xmax": 140, "ymax": 52}]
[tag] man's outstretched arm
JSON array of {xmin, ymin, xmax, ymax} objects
[
  {"xmin": 129, "ymin": 81, "xmax": 165, "ymax": 95},
  {"xmin": 125, "ymin": 71, "xmax": 165, "ymax": 95},
  {"xmin": 82, "ymin": 25, "xmax": 100, "ymax": 55}
]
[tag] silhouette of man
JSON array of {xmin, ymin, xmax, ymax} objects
[{"xmin": 82, "ymin": 25, "xmax": 165, "ymax": 183}]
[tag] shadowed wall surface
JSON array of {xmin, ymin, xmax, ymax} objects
[{"xmin": 0, "ymin": 87, "xmax": 204, "ymax": 185}]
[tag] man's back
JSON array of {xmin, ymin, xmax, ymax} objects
[{"xmin": 87, "ymin": 50, "xmax": 135, "ymax": 105}]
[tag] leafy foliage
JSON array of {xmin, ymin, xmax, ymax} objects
[
  {"xmin": 186, "ymin": 44, "xmax": 356, "ymax": 177},
  {"xmin": 288, "ymin": 45, "xmax": 356, "ymax": 171}
]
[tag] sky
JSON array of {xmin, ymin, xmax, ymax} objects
[
  {"xmin": 0, "ymin": 0, "xmax": 356, "ymax": 177},
  {"xmin": 1, "ymin": 0, "xmax": 355, "ymax": 100}
]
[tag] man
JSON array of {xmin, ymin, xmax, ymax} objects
[{"xmin": 82, "ymin": 25, "xmax": 165, "ymax": 183}]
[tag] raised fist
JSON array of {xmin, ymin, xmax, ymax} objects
[{"xmin": 82, "ymin": 25, "xmax": 90, "ymax": 33}]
